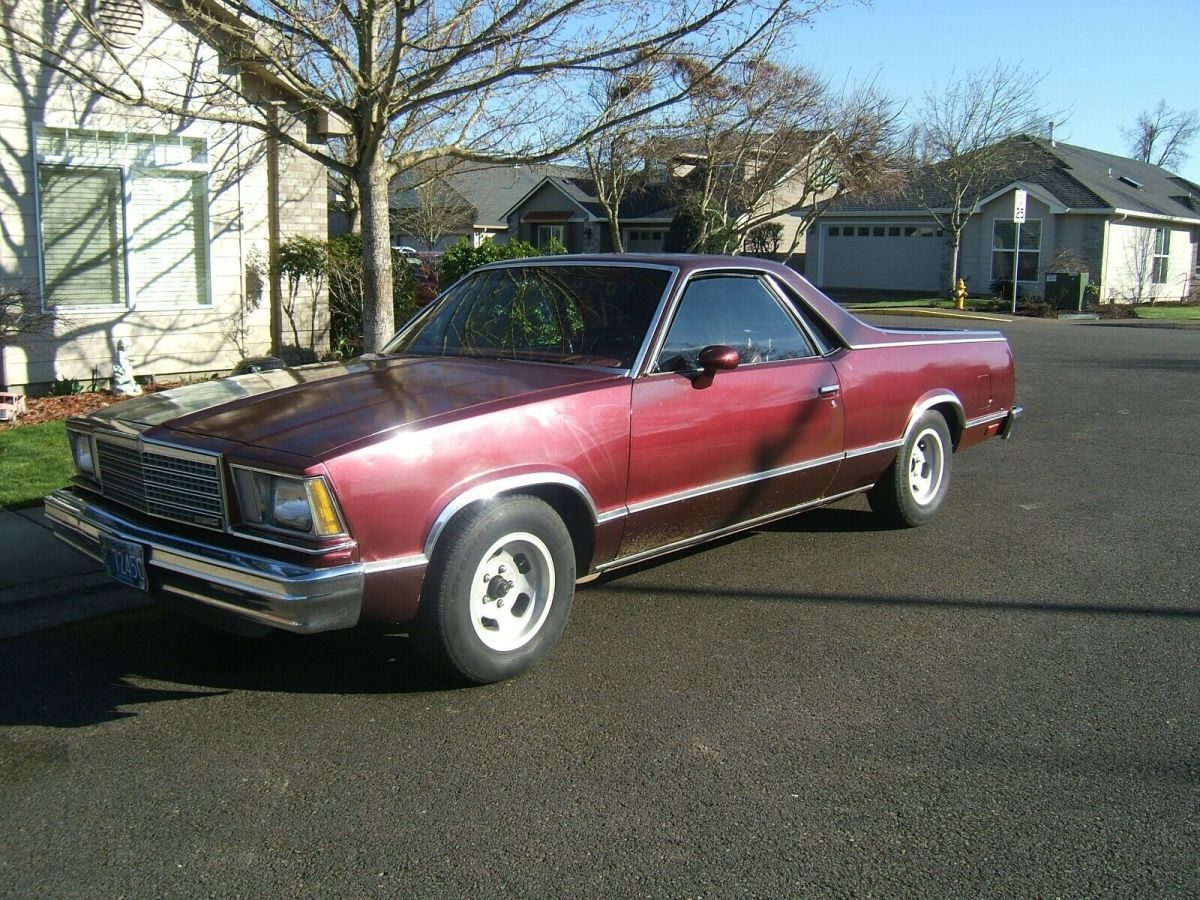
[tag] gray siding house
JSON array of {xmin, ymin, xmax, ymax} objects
[{"xmin": 808, "ymin": 138, "xmax": 1200, "ymax": 303}]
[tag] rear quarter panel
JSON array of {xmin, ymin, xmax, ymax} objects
[{"xmin": 828, "ymin": 331, "xmax": 1016, "ymax": 493}]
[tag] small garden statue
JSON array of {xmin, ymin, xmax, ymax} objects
[{"xmin": 112, "ymin": 339, "xmax": 141, "ymax": 396}]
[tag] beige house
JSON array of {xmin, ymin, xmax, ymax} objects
[{"xmin": 1, "ymin": 0, "xmax": 335, "ymax": 392}]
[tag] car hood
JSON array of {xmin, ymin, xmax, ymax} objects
[{"xmin": 82, "ymin": 356, "xmax": 623, "ymax": 459}]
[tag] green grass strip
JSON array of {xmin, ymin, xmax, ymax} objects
[{"xmin": 0, "ymin": 421, "xmax": 73, "ymax": 509}]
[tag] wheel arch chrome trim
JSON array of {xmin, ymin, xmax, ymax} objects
[
  {"xmin": 423, "ymin": 473, "xmax": 606, "ymax": 560},
  {"xmin": 906, "ymin": 392, "xmax": 965, "ymax": 443}
]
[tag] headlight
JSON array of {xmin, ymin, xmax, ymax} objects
[
  {"xmin": 232, "ymin": 468, "xmax": 345, "ymax": 537},
  {"xmin": 67, "ymin": 430, "xmax": 95, "ymax": 476}
]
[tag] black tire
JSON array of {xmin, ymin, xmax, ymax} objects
[
  {"xmin": 416, "ymin": 494, "xmax": 575, "ymax": 684},
  {"xmin": 868, "ymin": 410, "xmax": 953, "ymax": 528}
]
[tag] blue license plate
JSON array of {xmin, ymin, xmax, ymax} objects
[{"xmin": 101, "ymin": 536, "xmax": 148, "ymax": 592}]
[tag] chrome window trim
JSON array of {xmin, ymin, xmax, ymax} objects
[
  {"xmin": 626, "ymin": 451, "xmax": 844, "ymax": 516},
  {"xmin": 763, "ymin": 273, "xmax": 843, "ymax": 355},
  {"xmin": 386, "ymin": 259, "xmax": 681, "ymax": 377}
]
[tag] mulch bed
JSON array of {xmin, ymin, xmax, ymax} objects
[{"xmin": 1, "ymin": 383, "xmax": 183, "ymax": 430}]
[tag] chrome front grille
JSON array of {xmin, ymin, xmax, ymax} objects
[{"xmin": 95, "ymin": 436, "xmax": 225, "ymax": 529}]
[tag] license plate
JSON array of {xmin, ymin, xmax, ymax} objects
[{"xmin": 101, "ymin": 536, "xmax": 148, "ymax": 592}]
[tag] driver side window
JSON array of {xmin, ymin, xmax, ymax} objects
[{"xmin": 655, "ymin": 275, "xmax": 815, "ymax": 372}]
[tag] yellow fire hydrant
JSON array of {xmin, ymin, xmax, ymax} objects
[{"xmin": 952, "ymin": 278, "xmax": 968, "ymax": 310}]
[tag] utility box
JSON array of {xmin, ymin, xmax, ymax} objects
[{"xmin": 1044, "ymin": 272, "xmax": 1089, "ymax": 311}]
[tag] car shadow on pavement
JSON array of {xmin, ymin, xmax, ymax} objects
[{"xmin": 0, "ymin": 606, "xmax": 451, "ymax": 729}]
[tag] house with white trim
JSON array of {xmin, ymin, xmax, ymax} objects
[
  {"xmin": 503, "ymin": 175, "xmax": 676, "ymax": 253},
  {"xmin": 504, "ymin": 133, "xmax": 836, "ymax": 256},
  {"xmin": 1, "ymin": 0, "xmax": 337, "ymax": 392},
  {"xmin": 807, "ymin": 137, "xmax": 1200, "ymax": 303}
]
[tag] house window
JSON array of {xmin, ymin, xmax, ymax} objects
[
  {"xmin": 34, "ymin": 125, "xmax": 211, "ymax": 309},
  {"xmin": 536, "ymin": 224, "xmax": 564, "ymax": 249},
  {"xmin": 1152, "ymin": 227, "xmax": 1170, "ymax": 284},
  {"xmin": 872, "ymin": 226, "xmax": 885, "ymax": 237},
  {"xmin": 991, "ymin": 219, "xmax": 1042, "ymax": 282},
  {"xmin": 828, "ymin": 226, "xmax": 840, "ymax": 237},
  {"xmin": 888, "ymin": 226, "xmax": 901, "ymax": 237}
]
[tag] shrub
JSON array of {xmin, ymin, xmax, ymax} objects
[
  {"xmin": 438, "ymin": 237, "xmax": 564, "ymax": 288},
  {"xmin": 323, "ymin": 235, "xmax": 423, "ymax": 358},
  {"xmin": 49, "ymin": 376, "xmax": 81, "ymax": 396}
]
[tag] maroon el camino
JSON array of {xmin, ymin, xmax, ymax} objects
[{"xmin": 46, "ymin": 255, "xmax": 1020, "ymax": 683}]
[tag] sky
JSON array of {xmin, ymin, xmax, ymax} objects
[{"xmin": 791, "ymin": 0, "xmax": 1200, "ymax": 184}]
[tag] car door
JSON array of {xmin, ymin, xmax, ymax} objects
[{"xmin": 618, "ymin": 273, "xmax": 844, "ymax": 560}]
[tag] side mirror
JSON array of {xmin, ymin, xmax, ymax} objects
[{"xmin": 697, "ymin": 345, "xmax": 740, "ymax": 374}]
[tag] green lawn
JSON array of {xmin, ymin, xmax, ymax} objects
[
  {"xmin": 1135, "ymin": 306, "xmax": 1200, "ymax": 321},
  {"xmin": 0, "ymin": 421, "xmax": 74, "ymax": 509}
]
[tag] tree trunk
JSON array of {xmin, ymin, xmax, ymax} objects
[
  {"xmin": 357, "ymin": 157, "xmax": 395, "ymax": 352},
  {"xmin": 947, "ymin": 230, "xmax": 963, "ymax": 297}
]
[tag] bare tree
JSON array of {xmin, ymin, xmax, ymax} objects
[
  {"xmin": 1122, "ymin": 100, "xmax": 1200, "ymax": 171},
  {"xmin": 663, "ymin": 59, "xmax": 906, "ymax": 257},
  {"xmin": 391, "ymin": 174, "xmax": 477, "ymax": 251},
  {"xmin": 913, "ymin": 63, "xmax": 1048, "ymax": 295},
  {"xmin": 581, "ymin": 60, "xmax": 666, "ymax": 253},
  {"xmin": 3, "ymin": 0, "xmax": 835, "ymax": 350}
]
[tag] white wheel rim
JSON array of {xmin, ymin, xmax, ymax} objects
[
  {"xmin": 468, "ymin": 531, "xmax": 555, "ymax": 652},
  {"xmin": 907, "ymin": 426, "xmax": 945, "ymax": 506}
]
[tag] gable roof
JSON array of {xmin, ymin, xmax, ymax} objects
[
  {"xmin": 391, "ymin": 163, "xmax": 584, "ymax": 229},
  {"xmin": 830, "ymin": 136, "xmax": 1200, "ymax": 222},
  {"xmin": 503, "ymin": 175, "xmax": 676, "ymax": 224}
]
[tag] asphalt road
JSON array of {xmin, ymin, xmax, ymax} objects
[{"xmin": 2, "ymin": 316, "xmax": 1197, "ymax": 898}]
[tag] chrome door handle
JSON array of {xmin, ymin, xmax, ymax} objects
[{"xmin": 818, "ymin": 384, "xmax": 840, "ymax": 397}]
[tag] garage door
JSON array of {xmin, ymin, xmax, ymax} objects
[{"xmin": 820, "ymin": 224, "xmax": 943, "ymax": 291}]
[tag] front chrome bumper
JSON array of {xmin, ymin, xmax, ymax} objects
[{"xmin": 44, "ymin": 489, "xmax": 364, "ymax": 633}]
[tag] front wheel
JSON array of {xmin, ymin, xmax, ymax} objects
[
  {"xmin": 416, "ymin": 495, "xmax": 575, "ymax": 684},
  {"xmin": 868, "ymin": 411, "xmax": 953, "ymax": 527}
]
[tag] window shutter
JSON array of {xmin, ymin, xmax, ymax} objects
[{"xmin": 38, "ymin": 165, "xmax": 126, "ymax": 307}]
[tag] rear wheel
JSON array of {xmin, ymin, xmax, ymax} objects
[
  {"xmin": 868, "ymin": 410, "xmax": 953, "ymax": 527},
  {"xmin": 417, "ymin": 495, "xmax": 575, "ymax": 684}
]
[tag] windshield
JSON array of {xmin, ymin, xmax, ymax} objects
[{"xmin": 383, "ymin": 264, "xmax": 672, "ymax": 369}]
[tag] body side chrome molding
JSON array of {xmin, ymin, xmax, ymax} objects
[
  {"xmin": 362, "ymin": 553, "xmax": 428, "ymax": 574},
  {"xmin": 964, "ymin": 409, "xmax": 1012, "ymax": 429},
  {"xmin": 598, "ymin": 486, "xmax": 873, "ymax": 574},
  {"xmin": 626, "ymin": 452, "xmax": 844, "ymax": 516},
  {"xmin": 844, "ymin": 439, "xmax": 903, "ymax": 460},
  {"xmin": 849, "ymin": 335, "xmax": 1006, "ymax": 350}
]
